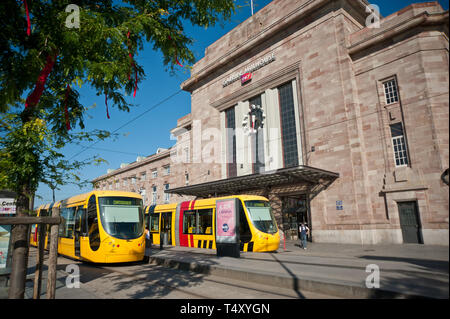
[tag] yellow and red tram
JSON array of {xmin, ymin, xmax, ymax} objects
[
  {"xmin": 145, "ymin": 195, "xmax": 280, "ymax": 252},
  {"xmin": 30, "ymin": 190, "xmax": 145, "ymax": 263}
]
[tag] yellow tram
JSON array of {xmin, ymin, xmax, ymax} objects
[
  {"xmin": 145, "ymin": 195, "xmax": 280, "ymax": 252},
  {"xmin": 30, "ymin": 190, "xmax": 145, "ymax": 263}
]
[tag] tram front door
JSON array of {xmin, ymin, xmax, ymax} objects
[
  {"xmin": 74, "ymin": 207, "xmax": 85, "ymax": 258},
  {"xmin": 160, "ymin": 212, "xmax": 172, "ymax": 245}
]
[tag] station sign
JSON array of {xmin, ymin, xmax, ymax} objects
[
  {"xmin": 240, "ymin": 72, "xmax": 252, "ymax": 85},
  {"xmin": 222, "ymin": 52, "xmax": 276, "ymax": 88},
  {"xmin": 0, "ymin": 198, "xmax": 16, "ymax": 215},
  {"xmin": 0, "ymin": 197, "xmax": 15, "ymax": 273}
]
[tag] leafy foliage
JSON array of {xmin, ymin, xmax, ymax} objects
[{"xmin": 0, "ymin": 0, "xmax": 235, "ymax": 200}]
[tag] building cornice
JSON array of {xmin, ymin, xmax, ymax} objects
[
  {"xmin": 348, "ymin": 10, "xmax": 449, "ymax": 56},
  {"xmin": 181, "ymin": 0, "xmax": 369, "ymax": 92}
]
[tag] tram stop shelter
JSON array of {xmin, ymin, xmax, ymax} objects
[{"xmin": 166, "ymin": 165, "xmax": 339, "ymax": 240}]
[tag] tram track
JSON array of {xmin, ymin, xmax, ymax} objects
[
  {"xmin": 86, "ymin": 262, "xmax": 307, "ymax": 299},
  {"xmin": 81, "ymin": 262, "xmax": 214, "ymax": 299},
  {"xmin": 60, "ymin": 257, "xmax": 305, "ymax": 299}
]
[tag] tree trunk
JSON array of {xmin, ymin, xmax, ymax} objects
[{"xmin": 8, "ymin": 193, "xmax": 30, "ymax": 299}]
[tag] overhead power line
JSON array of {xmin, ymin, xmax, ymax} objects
[{"xmin": 68, "ymin": 89, "xmax": 183, "ymax": 160}]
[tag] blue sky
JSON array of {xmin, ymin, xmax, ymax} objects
[{"xmin": 34, "ymin": 0, "xmax": 449, "ymax": 206}]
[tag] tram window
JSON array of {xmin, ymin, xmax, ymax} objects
[
  {"xmin": 60, "ymin": 207, "xmax": 76, "ymax": 238},
  {"xmin": 87, "ymin": 195, "xmax": 100, "ymax": 251},
  {"xmin": 80, "ymin": 207, "xmax": 88, "ymax": 236},
  {"xmin": 149, "ymin": 213, "xmax": 160, "ymax": 232},
  {"xmin": 239, "ymin": 200, "xmax": 252, "ymax": 243},
  {"xmin": 183, "ymin": 211, "xmax": 196, "ymax": 234},
  {"xmin": 75, "ymin": 206, "xmax": 86, "ymax": 234},
  {"xmin": 183, "ymin": 209, "xmax": 213, "ymax": 235},
  {"xmin": 197, "ymin": 209, "xmax": 213, "ymax": 235}
]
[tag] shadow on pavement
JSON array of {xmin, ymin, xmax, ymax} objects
[{"xmin": 359, "ymin": 255, "xmax": 449, "ymax": 274}]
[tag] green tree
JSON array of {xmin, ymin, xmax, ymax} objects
[{"xmin": 0, "ymin": 0, "xmax": 235, "ymax": 298}]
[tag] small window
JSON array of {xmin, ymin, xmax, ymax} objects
[
  {"xmin": 390, "ymin": 122, "xmax": 409, "ymax": 166},
  {"xmin": 152, "ymin": 169, "xmax": 158, "ymax": 178},
  {"xmin": 141, "ymin": 173, "xmax": 146, "ymax": 182},
  {"xmin": 383, "ymin": 78, "xmax": 399, "ymax": 105},
  {"xmin": 163, "ymin": 165, "xmax": 170, "ymax": 176}
]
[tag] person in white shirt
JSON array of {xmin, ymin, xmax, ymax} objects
[{"xmin": 299, "ymin": 223, "xmax": 310, "ymax": 250}]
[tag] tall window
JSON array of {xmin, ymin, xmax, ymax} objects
[
  {"xmin": 152, "ymin": 186, "xmax": 157, "ymax": 205},
  {"xmin": 151, "ymin": 169, "xmax": 157, "ymax": 178},
  {"xmin": 249, "ymin": 95, "xmax": 265, "ymax": 174},
  {"xmin": 225, "ymin": 106, "xmax": 237, "ymax": 177},
  {"xmin": 184, "ymin": 146, "xmax": 190, "ymax": 163},
  {"xmin": 390, "ymin": 122, "xmax": 409, "ymax": 167},
  {"xmin": 278, "ymin": 82, "xmax": 299, "ymax": 168},
  {"xmin": 383, "ymin": 78, "xmax": 399, "ymax": 105},
  {"xmin": 164, "ymin": 184, "xmax": 170, "ymax": 203}
]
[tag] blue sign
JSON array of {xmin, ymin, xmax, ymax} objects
[
  {"xmin": 336, "ymin": 200, "xmax": 343, "ymax": 211},
  {"xmin": 222, "ymin": 223, "xmax": 229, "ymax": 233}
]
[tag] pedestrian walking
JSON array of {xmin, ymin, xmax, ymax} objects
[
  {"xmin": 299, "ymin": 223, "xmax": 309, "ymax": 250},
  {"xmin": 144, "ymin": 226, "xmax": 151, "ymax": 263}
]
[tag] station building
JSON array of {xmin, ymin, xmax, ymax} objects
[{"xmin": 93, "ymin": 0, "xmax": 449, "ymax": 245}]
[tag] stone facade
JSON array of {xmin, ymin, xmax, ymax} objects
[
  {"xmin": 93, "ymin": 0, "xmax": 449, "ymax": 245},
  {"xmin": 92, "ymin": 148, "xmax": 194, "ymax": 206}
]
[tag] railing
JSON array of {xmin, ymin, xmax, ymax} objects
[{"xmin": 0, "ymin": 215, "xmax": 61, "ymax": 299}]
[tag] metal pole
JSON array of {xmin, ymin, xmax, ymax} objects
[{"xmin": 251, "ymin": 0, "xmax": 254, "ymax": 15}]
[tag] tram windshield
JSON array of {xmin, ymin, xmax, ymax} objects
[
  {"xmin": 98, "ymin": 197, "xmax": 144, "ymax": 240},
  {"xmin": 244, "ymin": 200, "xmax": 278, "ymax": 234}
]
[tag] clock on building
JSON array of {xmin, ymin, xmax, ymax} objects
[{"xmin": 242, "ymin": 104, "xmax": 266, "ymax": 134}]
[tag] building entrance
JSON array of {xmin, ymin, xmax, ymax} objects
[
  {"xmin": 281, "ymin": 195, "xmax": 309, "ymax": 240},
  {"xmin": 398, "ymin": 201, "xmax": 423, "ymax": 244}
]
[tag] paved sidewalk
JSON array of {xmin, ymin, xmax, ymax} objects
[
  {"xmin": 148, "ymin": 240, "xmax": 449, "ymax": 299},
  {"xmin": 1, "ymin": 241, "xmax": 447, "ymax": 299}
]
